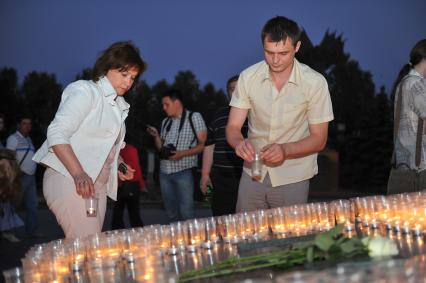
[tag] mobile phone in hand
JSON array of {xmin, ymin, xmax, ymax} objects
[{"xmin": 118, "ymin": 163, "xmax": 127, "ymax": 174}]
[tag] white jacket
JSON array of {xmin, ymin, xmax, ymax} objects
[{"xmin": 33, "ymin": 76, "xmax": 129, "ymax": 200}]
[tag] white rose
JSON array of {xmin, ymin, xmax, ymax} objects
[{"xmin": 362, "ymin": 236, "xmax": 399, "ymax": 258}]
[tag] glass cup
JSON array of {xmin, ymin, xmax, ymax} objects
[
  {"xmin": 251, "ymin": 151, "xmax": 262, "ymax": 181},
  {"xmin": 85, "ymin": 196, "xmax": 99, "ymax": 217},
  {"xmin": 2, "ymin": 267, "xmax": 23, "ymax": 283},
  {"xmin": 334, "ymin": 200, "xmax": 353, "ymax": 231},
  {"xmin": 203, "ymin": 217, "xmax": 219, "ymax": 249}
]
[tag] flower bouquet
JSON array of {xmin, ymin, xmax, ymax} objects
[{"xmin": 178, "ymin": 225, "xmax": 398, "ymax": 282}]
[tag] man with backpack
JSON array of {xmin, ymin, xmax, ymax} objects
[{"xmin": 147, "ymin": 89, "xmax": 207, "ymax": 222}]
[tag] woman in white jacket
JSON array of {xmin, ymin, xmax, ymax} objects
[{"xmin": 33, "ymin": 41, "xmax": 147, "ymax": 238}]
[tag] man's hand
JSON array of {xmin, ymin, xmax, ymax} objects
[
  {"xmin": 118, "ymin": 163, "xmax": 136, "ymax": 181},
  {"xmin": 168, "ymin": 150, "xmax": 184, "ymax": 161},
  {"xmin": 200, "ymin": 174, "xmax": 212, "ymax": 194},
  {"xmin": 235, "ymin": 139, "xmax": 255, "ymax": 162},
  {"xmin": 146, "ymin": 126, "xmax": 159, "ymax": 138},
  {"xmin": 72, "ymin": 171, "xmax": 94, "ymax": 198},
  {"xmin": 261, "ymin": 143, "xmax": 288, "ymax": 167}
]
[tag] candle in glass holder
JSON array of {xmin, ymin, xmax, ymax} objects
[
  {"xmin": 240, "ymin": 212, "xmax": 255, "ymax": 240},
  {"xmin": 333, "ymin": 200, "xmax": 353, "ymax": 231},
  {"xmin": 271, "ymin": 208, "xmax": 287, "ymax": 236},
  {"xmin": 253, "ymin": 210, "xmax": 269, "ymax": 239},
  {"xmin": 251, "ymin": 152, "xmax": 262, "ymax": 181},
  {"xmin": 222, "ymin": 215, "xmax": 238, "ymax": 244},
  {"xmin": 169, "ymin": 222, "xmax": 186, "ymax": 254},
  {"xmin": 203, "ymin": 217, "xmax": 218, "ymax": 249},
  {"xmin": 186, "ymin": 219, "xmax": 204, "ymax": 252}
]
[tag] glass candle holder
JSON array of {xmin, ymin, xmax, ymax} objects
[{"xmin": 251, "ymin": 152, "xmax": 262, "ymax": 181}]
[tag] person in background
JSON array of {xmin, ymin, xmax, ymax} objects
[
  {"xmin": 6, "ymin": 115, "xmax": 40, "ymax": 238},
  {"xmin": 33, "ymin": 41, "xmax": 147, "ymax": 238},
  {"xmin": 200, "ymin": 75, "xmax": 248, "ymax": 216},
  {"xmin": 226, "ymin": 16, "xmax": 333, "ymax": 212},
  {"xmin": 147, "ymin": 89, "xmax": 207, "ymax": 223},
  {"xmin": 390, "ymin": 39, "xmax": 426, "ymax": 191},
  {"xmin": 0, "ymin": 149, "xmax": 24, "ymax": 242},
  {"xmin": 112, "ymin": 136, "xmax": 145, "ymax": 229},
  {"xmin": 0, "ymin": 113, "xmax": 6, "ymax": 148}
]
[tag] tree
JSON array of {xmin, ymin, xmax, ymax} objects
[
  {"xmin": 22, "ymin": 71, "xmax": 62, "ymax": 146},
  {"xmin": 75, "ymin": 68, "xmax": 93, "ymax": 81},
  {"xmin": 172, "ymin": 70, "xmax": 200, "ymax": 110},
  {"xmin": 0, "ymin": 67, "xmax": 22, "ymax": 131},
  {"xmin": 298, "ymin": 31, "xmax": 392, "ymax": 192},
  {"xmin": 194, "ymin": 83, "xmax": 227, "ymax": 126}
]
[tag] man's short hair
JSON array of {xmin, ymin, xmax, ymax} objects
[
  {"xmin": 162, "ymin": 89, "xmax": 183, "ymax": 104},
  {"xmin": 17, "ymin": 114, "xmax": 32, "ymax": 124},
  {"xmin": 261, "ymin": 16, "xmax": 302, "ymax": 46},
  {"xmin": 226, "ymin": 75, "xmax": 239, "ymax": 91}
]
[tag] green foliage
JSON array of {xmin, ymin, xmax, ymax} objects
[
  {"xmin": 0, "ymin": 68, "xmax": 23, "ymax": 129},
  {"xmin": 74, "ymin": 68, "xmax": 93, "ymax": 81},
  {"xmin": 22, "ymin": 71, "xmax": 62, "ymax": 147},
  {"xmin": 298, "ymin": 31, "xmax": 393, "ymax": 192}
]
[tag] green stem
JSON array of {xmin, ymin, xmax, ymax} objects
[{"xmin": 179, "ymin": 249, "xmax": 307, "ymax": 282}]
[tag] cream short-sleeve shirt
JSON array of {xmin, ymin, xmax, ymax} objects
[{"xmin": 230, "ymin": 59, "xmax": 334, "ymax": 187}]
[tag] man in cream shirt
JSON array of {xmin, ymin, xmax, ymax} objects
[{"xmin": 226, "ymin": 16, "xmax": 334, "ymax": 212}]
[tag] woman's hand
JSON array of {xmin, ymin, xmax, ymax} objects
[
  {"xmin": 72, "ymin": 171, "xmax": 94, "ymax": 198},
  {"xmin": 118, "ymin": 163, "xmax": 136, "ymax": 181}
]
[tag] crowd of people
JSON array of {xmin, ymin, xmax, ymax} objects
[{"xmin": 0, "ymin": 15, "xmax": 425, "ymax": 240}]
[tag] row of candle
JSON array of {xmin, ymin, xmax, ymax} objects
[
  {"xmin": 351, "ymin": 191, "xmax": 426, "ymax": 234},
  {"xmin": 16, "ymin": 191, "xmax": 426, "ymax": 282}
]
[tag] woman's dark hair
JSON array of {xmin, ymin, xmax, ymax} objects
[
  {"xmin": 92, "ymin": 41, "xmax": 147, "ymax": 82},
  {"xmin": 261, "ymin": 16, "xmax": 302, "ymax": 46},
  {"xmin": 0, "ymin": 149, "xmax": 21, "ymax": 202},
  {"xmin": 391, "ymin": 39, "xmax": 426, "ymax": 97}
]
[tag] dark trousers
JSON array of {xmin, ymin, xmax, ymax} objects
[
  {"xmin": 21, "ymin": 173, "xmax": 38, "ymax": 235},
  {"xmin": 111, "ymin": 182, "xmax": 144, "ymax": 229},
  {"xmin": 210, "ymin": 168, "xmax": 242, "ymax": 217}
]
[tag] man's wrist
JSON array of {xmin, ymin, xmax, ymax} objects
[{"xmin": 280, "ymin": 143, "xmax": 292, "ymax": 158}]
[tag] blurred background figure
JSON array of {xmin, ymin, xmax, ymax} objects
[
  {"xmin": 0, "ymin": 113, "xmax": 6, "ymax": 148},
  {"xmin": 6, "ymin": 115, "xmax": 40, "ymax": 238},
  {"xmin": 112, "ymin": 136, "xmax": 146, "ymax": 229},
  {"xmin": 388, "ymin": 39, "xmax": 426, "ymax": 194},
  {"xmin": 0, "ymin": 149, "xmax": 24, "ymax": 242},
  {"xmin": 200, "ymin": 75, "xmax": 248, "ymax": 216},
  {"xmin": 147, "ymin": 89, "xmax": 207, "ymax": 223}
]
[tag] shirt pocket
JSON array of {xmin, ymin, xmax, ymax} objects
[{"xmin": 281, "ymin": 102, "xmax": 308, "ymax": 127}]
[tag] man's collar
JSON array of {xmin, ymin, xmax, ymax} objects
[
  {"xmin": 262, "ymin": 58, "xmax": 300, "ymax": 86},
  {"xmin": 170, "ymin": 108, "xmax": 184, "ymax": 119},
  {"xmin": 16, "ymin": 130, "xmax": 27, "ymax": 139}
]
